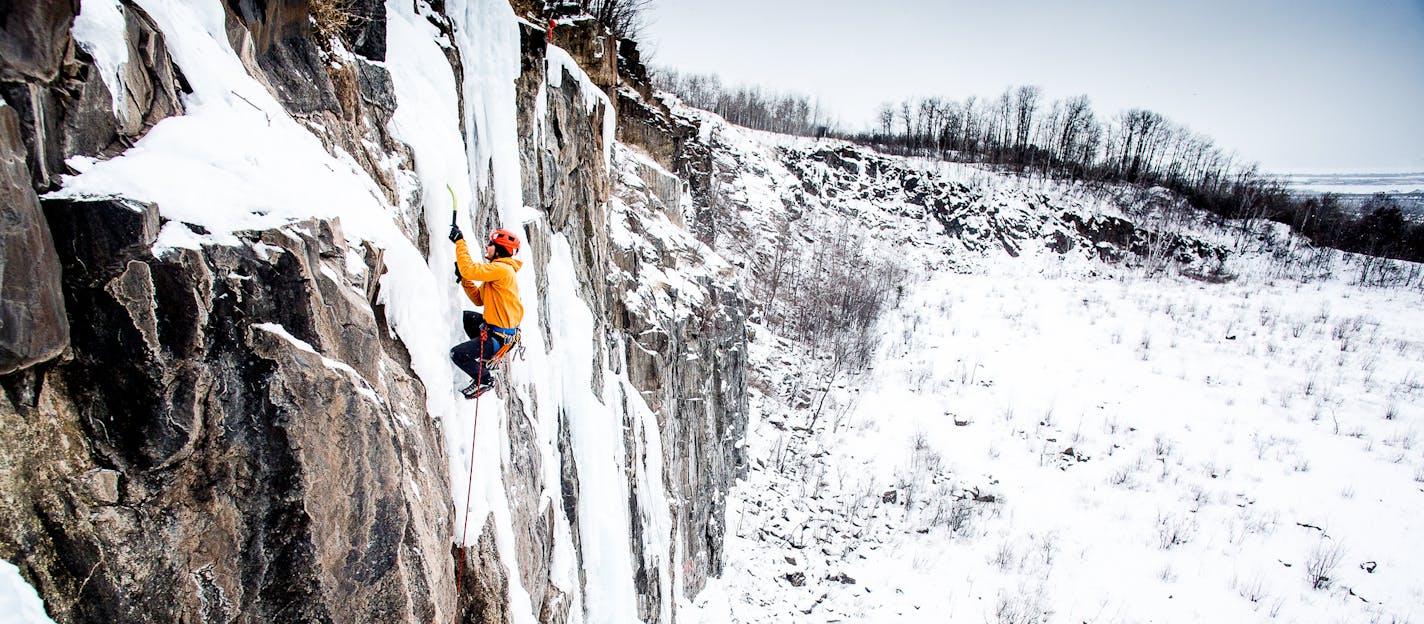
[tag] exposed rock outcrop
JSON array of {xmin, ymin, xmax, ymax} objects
[
  {"xmin": 0, "ymin": 0, "xmax": 76, "ymax": 84},
  {"xmin": 517, "ymin": 19, "xmax": 749, "ymax": 621},
  {"xmin": 0, "ymin": 103, "xmax": 68, "ymax": 374},
  {"xmin": 1, "ymin": 199, "xmax": 451, "ymax": 622},
  {"xmin": 0, "ymin": 1, "xmax": 185, "ymax": 190},
  {"xmin": 608, "ymin": 145, "xmax": 749, "ymax": 606},
  {"xmin": 1, "ymin": 4, "xmax": 752, "ymax": 624},
  {"xmin": 223, "ymin": 0, "xmax": 411, "ymax": 211}
]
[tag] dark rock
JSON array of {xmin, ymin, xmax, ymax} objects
[
  {"xmin": 117, "ymin": 3, "xmax": 186, "ymax": 134},
  {"xmin": 0, "ymin": 79, "xmax": 68, "ymax": 189},
  {"xmin": 356, "ymin": 58, "xmax": 397, "ymax": 117},
  {"xmin": 5, "ymin": 199, "xmax": 452, "ymax": 622},
  {"xmin": 457, "ymin": 519, "xmax": 512, "ymax": 624},
  {"xmin": 59, "ymin": 50, "xmax": 121, "ymax": 158},
  {"xmin": 1046, "ymin": 229, "xmax": 1073, "ymax": 254},
  {"xmin": 0, "ymin": 0, "xmax": 76, "ymax": 83},
  {"xmin": 784, "ymin": 571, "xmax": 806, "ymax": 587},
  {"xmin": 1, "ymin": 1, "xmax": 184, "ymax": 190},
  {"xmin": 224, "ymin": 0, "xmax": 340, "ymax": 115},
  {"xmin": 344, "ymin": 0, "xmax": 388, "ymax": 61},
  {"xmin": 42, "ymin": 197, "xmax": 161, "ymax": 281},
  {"xmin": 255, "ymin": 34, "xmax": 340, "ymax": 115},
  {"xmin": 0, "ymin": 103, "xmax": 68, "ymax": 374}
]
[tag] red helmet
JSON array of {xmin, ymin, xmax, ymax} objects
[{"xmin": 490, "ymin": 229, "xmax": 520, "ymax": 255}]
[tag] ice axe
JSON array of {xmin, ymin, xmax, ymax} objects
[
  {"xmin": 447, "ymin": 184, "xmax": 458, "ymax": 228},
  {"xmin": 448, "ymin": 184, "xmax": 462, "ymax": 284}
]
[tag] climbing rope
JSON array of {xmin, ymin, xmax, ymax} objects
[
  {"xmin": 452, "ymin": 353, "xmax": 484, "ymax": 624},
  {"xmin": 451, "ymin": 323, "xmax": 527, "ymax": 622}
]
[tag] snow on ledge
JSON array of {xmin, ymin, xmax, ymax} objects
[{"xmin": 251, "ymin": 323, "xmax": 381, "ymax": 405}]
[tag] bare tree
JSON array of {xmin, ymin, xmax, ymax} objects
[
  {"xmin": 1013, "ymin": 85, "xmax": 1041, "ymax": 155},
  {"xmin": 878, "ymin": 103, "xmax": 896, "ymax": 140},
  {"xmin": 582, "ymin": 0, "xmax": 653, "ymax": 38}
]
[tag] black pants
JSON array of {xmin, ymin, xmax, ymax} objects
[{"xmin": 450, "ymin": 311, "xmax": 503, "ymax": 385}]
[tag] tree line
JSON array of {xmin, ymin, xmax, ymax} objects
[
  {"xmin": 863, "ymin": 89, "xmax": 1424, "ymax": 264},
  {"xmin": 654, "ymin": 73, "xmax": 1424, "ymax": 264},
  {"xmin": 653, "ymin": 69, "xmax": 833, "ymax": 137}
]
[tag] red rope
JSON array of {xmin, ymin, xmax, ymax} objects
[{"xmin": 452, "ymin": 330, "xmax": 487, "ymax": 624}]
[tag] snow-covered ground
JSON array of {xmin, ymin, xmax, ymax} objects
[{"xmin": 683, "ymin": 115, "xmax": 1424, "ymax": 623}]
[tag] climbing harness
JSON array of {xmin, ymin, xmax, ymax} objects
[{"xmin": 481, "ymin": 326, "xmax": 525, "ymax": 368}]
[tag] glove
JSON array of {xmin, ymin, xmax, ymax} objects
[
  {"xmin": 448, "ymin": 223, "xmax": 464, "ymax": 243},
  {"xmin": 455, "ymin": 260, "xmax": 464, "ymax": 283}
]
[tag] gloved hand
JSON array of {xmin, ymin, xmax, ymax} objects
[
  {"xmin": 454, "ymin": 260, "xmax": 462, "ymax": 283},
  {"xmin": 448, "ymin": 223, "xmax": 464, "ymax": 243}
]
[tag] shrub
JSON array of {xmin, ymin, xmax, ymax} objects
[
  {"xmin": 1155, "ymin": 512, "xmax": 1196, "ymax": 549},
  {"xmin": 311, "ymin": 0, "xmax": 358, "ymax": 44},
  {"xmin": 993, "ymin": 586, "xmax": 1048, "ymax": 624},
  {"xmin": 1305, "ymin": 539, "xmax": 1346, "ymax": 590}
]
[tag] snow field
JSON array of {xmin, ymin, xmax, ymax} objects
[
  {"xmin": 678, "ymin": 110, "xmax": 1424, "ymax": 624},
  {"xmin": 698, "ymin": 263, "xmax": 1424, "ymax": 624}
]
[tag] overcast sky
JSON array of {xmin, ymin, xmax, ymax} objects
[{"xmin": 640, "ymin": 0, "xmax": 1424, "ymax": 174}]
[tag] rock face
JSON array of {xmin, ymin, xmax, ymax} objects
[
  {"xmin": 510, "ymin": 21, "xmax": 748, "ymax": 622},
  {"xmin": 0, "ymin": 3, "xmax": 751, "ymax": 624},
  {"xmin": 1, "ymin": 1, "xmax": 185, "ymax": 190},
  {"xmin": 0, "ymin": 0, "xmax": 77, "ymax": 83},
  {"xmin": 607, "ymin": 145, "xmax": 749, "ymax": 606},
  {"xmin": 223, "ymin": 0, "xmax": 412, "ymax": 211},
  {"xmin": 0, "ymin": 2, "xmax": 455, "ymax": 621},
  {"xmin": 0, "ymin": 200, "xmax": 452, "ymax": 623},
  {"xmin": 0, "ymin": 103, "xmax": 68, "ymax": 374},
  {"xmin": 664, "ymin": 119, "xmax": 1229, "ymax": 276}
]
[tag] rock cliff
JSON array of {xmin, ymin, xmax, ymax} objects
[{"xmin": 0, "ymin": 1, "xmax": 746, "ymax": 623}]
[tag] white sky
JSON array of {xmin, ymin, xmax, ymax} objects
[{"xmin": 641, "ymin": 0, "xmax": 1424, "ymax": 174}]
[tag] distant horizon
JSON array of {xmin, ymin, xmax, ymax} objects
[
  {"xmin": 1268, "ymin": 167, "xmax": 1424, "ymax": 176},
  {"xmin": 642, "ymin": 0, "xmax": 1424, "ymax": 175},
  {"xmin": 651, "ymin": 70, "xmax": 1424, "ymax": 178}
]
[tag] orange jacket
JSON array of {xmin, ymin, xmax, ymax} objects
[{"xmin": 455, "ymin": 239, "xmax": 524, "ymax": 329}]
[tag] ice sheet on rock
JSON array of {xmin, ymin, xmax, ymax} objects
[{"xmin": 71, "ymin": 0, "xmax": 130, "ymax": 118}]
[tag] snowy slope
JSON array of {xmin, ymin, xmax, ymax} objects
[{"xmin": 679, "ymin": 110, "xmax": 1424, "ymax": 623}]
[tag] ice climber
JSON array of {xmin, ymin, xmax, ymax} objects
[{"xmin": 448, "ymin": 224, "xmax": 524, "ymax": 399}]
